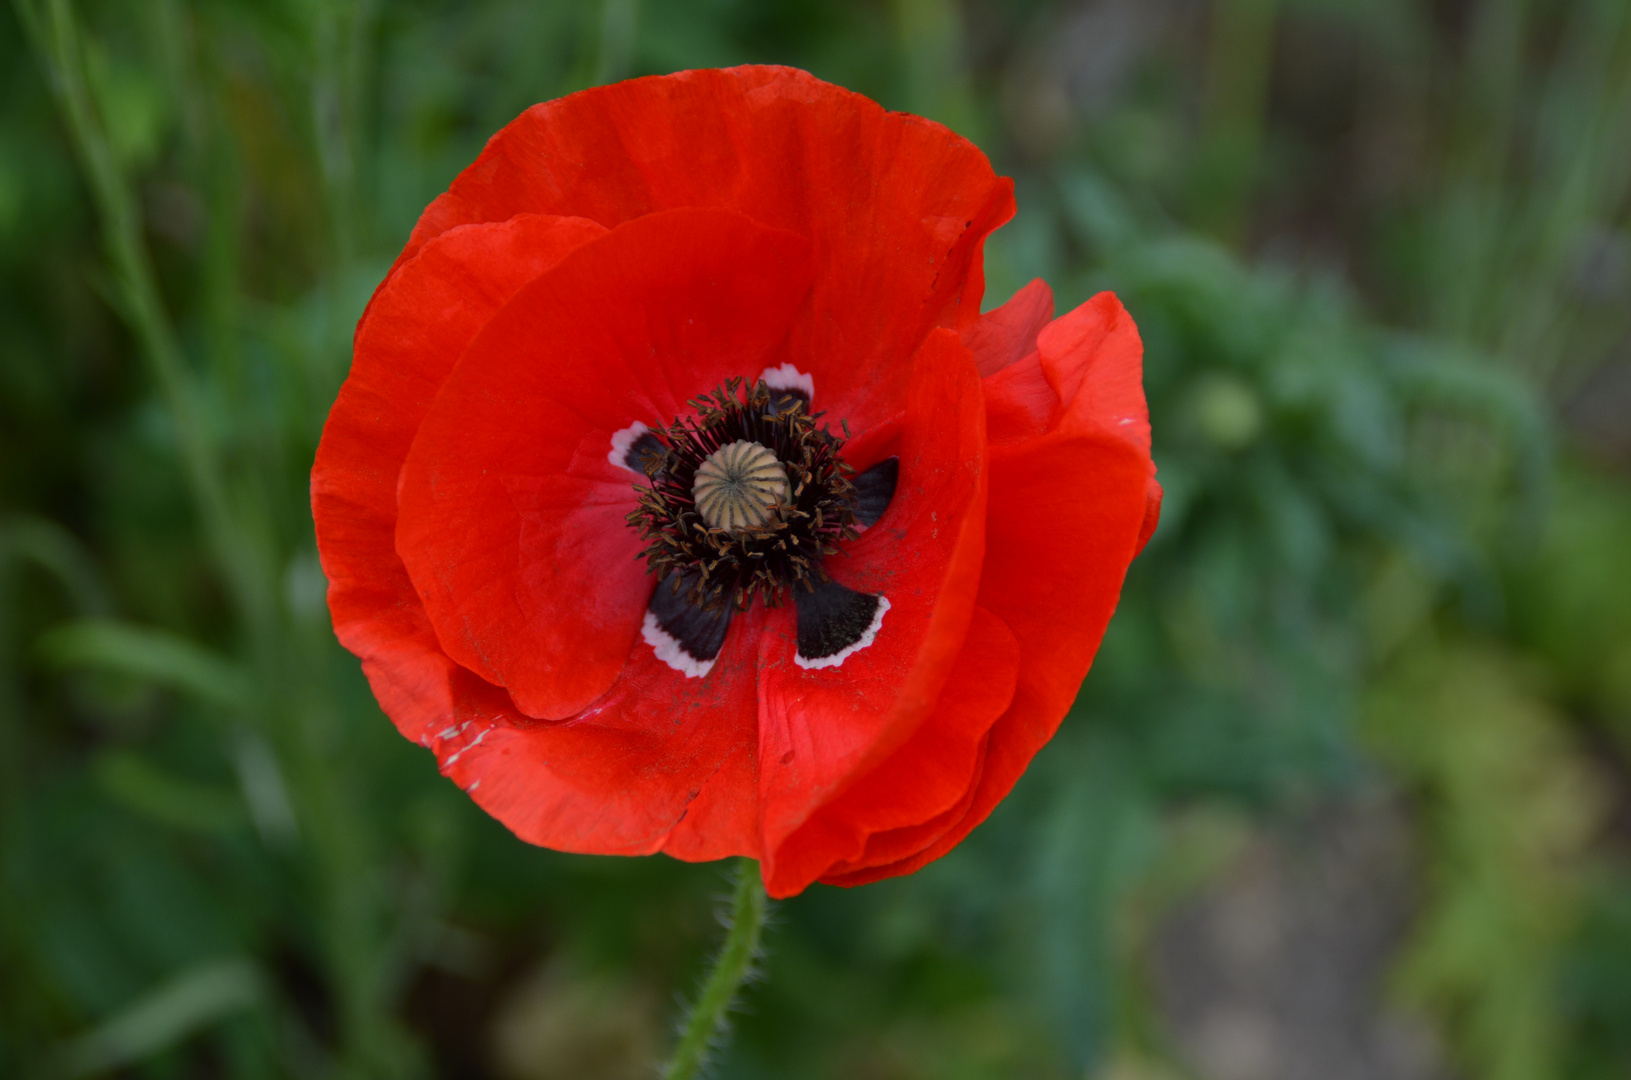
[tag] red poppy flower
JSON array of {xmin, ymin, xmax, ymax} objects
[{"xmin": 311, "ymin": 65, "xmax": 1159, "ymax": 899}]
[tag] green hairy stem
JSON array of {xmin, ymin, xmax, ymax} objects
[{"xmin": 661, "ymin": 859, "xmax": 769, "ymax": 1080}]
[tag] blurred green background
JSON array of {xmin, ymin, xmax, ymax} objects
[{"xmin": 4, "ymin": 0, "xmax": 1631, "ymax": 1077}]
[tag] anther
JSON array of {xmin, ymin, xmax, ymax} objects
[{"xmin": 692, "ymin": 440, "xmax": 789, "ymax": 532}]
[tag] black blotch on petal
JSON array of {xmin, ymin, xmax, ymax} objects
[
  {"xmin": 766, "ymin": 386, "xmax": 811, "ymax": 415},
  {"xmin": 625, "ymin": 432, "xmax": 666, "ymax": 475},
  {"xmin": 796, "ymin": 577, "xmax": 882, "ymax": 660},
  {"xmin": 650, "ymin": 572, "xmax": 733, "ymax": 662},
  {"xmin": 852, "ymin": 457, "xmax": 899, "ymax": 527}
]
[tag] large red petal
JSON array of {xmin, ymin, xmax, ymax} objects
[
  {"xmin": 312, "ymin": 214, "xmax": 606, "ymax": 744},
  {"xmin": 395, "ymin": 209, "xmax": 814, "ymax": 721},
  {"xmin": 395, "ymin": 65, "xmax": 1013, "ymax": 433},
  {"xmin": 754, "ymin": 328, "xmax": 989, "ymax": 898},
  {"xmin": 827, "ymin": 292, "xmax": 1156, "ymax": 885}
]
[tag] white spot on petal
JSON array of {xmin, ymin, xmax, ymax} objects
[
  {"xmin": 795, "ymin": 595, "xmax": 890, "ymax": 670},
  {"xmin": 609, "ymin": 421, "xmax": 651, "ymax": 473},
  {"xmin": 643, "ymin": 610, "xmax": 717, "ymax": 678},
  {"xmin": 759, "ymin": 363, "xmax": 814, "ymax": 401}
]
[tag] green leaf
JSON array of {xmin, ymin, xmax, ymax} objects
[
  {"xmin": 92, "ymin": 750, "xmax": 244, "ymax": 833},
  {"xmin": 0, "ymin": 514, "xmax": 111, "ymax": 616},
  {"xmin": 37, "ymin": 619, "xmax": 249, "ymax": 709},
  {"xmin": 55, "ymin": 958, "xmax": 263, "ymax": 1078}
]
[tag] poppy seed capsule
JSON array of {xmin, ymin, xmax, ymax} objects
[{"xmin": 692, "ymin": 440, "xmax": 789, "ymax": 532}]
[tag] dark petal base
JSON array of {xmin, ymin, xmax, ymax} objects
[
  {"xmin": 649, "ymin": 571, "xmax": 734, "ymax": 663},
  {"xmin": 622, "ymin": 431, "xmax": 666, "ymax": 475},
  {"xmin": 852, "ymin": 457, "xmax": 899, "ymax": 527},
  {"xmin": 769, "ymin": 385, "xmax": 810, "ymax": 413},
  {"xmin": 795, "ymin": 576, "xmax": 884, "ymax": 661}
]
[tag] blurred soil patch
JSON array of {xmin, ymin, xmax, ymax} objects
[{"xmin": 1151, "ymin": 793, "xmax": 1448, "ymax": 1080}]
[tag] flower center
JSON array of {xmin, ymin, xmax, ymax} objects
[
  {"xmin": 692, "ymin": 440, "xmax": 789, "ymax": 531},
  {"xmin": 627, "ymin": 378, "xmax": 860, "ymax": 611}
]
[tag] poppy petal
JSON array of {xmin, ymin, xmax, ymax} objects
[
  {"xmin": 754, "ymin": 327, "xmax": 989, "ymax": 898},
  {"xmin": 436, "ymin": 607, "xmax": 764, "ymax": 860},
  {"xmin": 983, "ymin": 351, "xmax": 1062, "ymax": 446},
  {"xmin": 964, "ymin": 277, "xmax": 1053, "ymax": 376},
  {"xmin": 312, "ymin": 213, "xmax": 607, "ymax": 745},
  {"xmin": 395, "ymin": 208, "xmax": 815, "ymax": 720},
  {"xmin": 967, "ymin": 278, "xmax": 1068, "ymax": 446},
  {"xmin": 790, "ymin": 605, "xmax": 1019, "ymax": 885},
  {"xmin": 395, "ymin": 65, "xmax": 1014, "ymax": 433},
  {"xmin": 823, "ymin": 292, "xmax": 1154, "ymax": 885},
  {"xmin": 815, "ymin": 751, "xmax": 988, "ymax": 887}
]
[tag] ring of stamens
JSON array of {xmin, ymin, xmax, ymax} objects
[{"xmin": 628, "ymin": 378, "xmax": 860, "ymax": 611}]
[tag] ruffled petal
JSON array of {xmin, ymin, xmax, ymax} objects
[
  {"xmin": 754, "ymin": 328, "xmax": 989, "ymax": 898},
  {"xmin": 964, "ymin": 277, "xmax": 1053, "ymax": 377},
  {"xmin": 1038, "ymin": 293, "xmax": 1153, "ymax": 451},
  {"xmin": 815, "ymin": 753, "xmax": 988, "ymax": 887},
  {"xmin": 395, "ymin": 208, "xmax": 815, "ymax": 720},
  {"xmin": 825, "ymin": 292, "xmax": 1155, "ymax": 885},
  {"xmin": 312, "ymin": 214, "xmax": 607, "ymax": 744},
  {"xmin": 396, "ymin": 65, "xmax": 1014, "ymax": 433},
  {"xmin": 790, "ymin": 605, "xmax": 1017, "ymax": 884},
  {"xmin": 1036, "ymin": 291, "xmax": 1163, "ymax": 550},
  {"xmin": 434, "ymin": 606, "xmax": 764, "ymax": 858},
  {"xmin": 966, "ymin": 279, "xmax": 1063, "ymax": 446},
  {"xmin": 983, "ymin": 352, "xmax": 1060, "ymax": 446}
]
